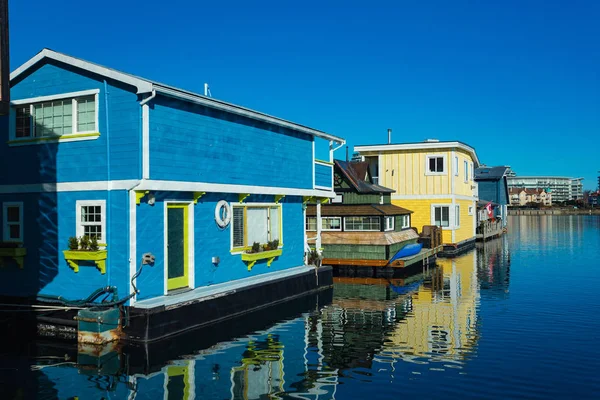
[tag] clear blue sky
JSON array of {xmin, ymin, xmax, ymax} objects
[{"xmin": 8, "ymin": 0, "xmax": 600, "ymax": 189}]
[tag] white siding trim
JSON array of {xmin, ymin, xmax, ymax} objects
[
  {"xmin": 142, "ymin": 104, "xmax": 150, "ymax": 179},
  {"xmin": 355, "ymin": 141, "xmax": 480, "ymax": 166},
  {"xmin": 312, "ymin": 140, "xmax": 316, "ymax": 189},
  {"xmin": 10, "ymin": 49, "xmax": 153, "ymax": 94},
  {"xmin": 10, "ymin": 89, "xmax": 100, "ymax": 105},
  {"xmin": 0, "ymin": 180, "xmax": 335, "ymax": 198}
]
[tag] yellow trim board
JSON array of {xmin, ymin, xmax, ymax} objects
[
  {"xmin": 166, "ymin": 204, "xmax": 190, "ymax": 291},
  {"xmin": 8, "ymin": 132, "xmax": 100, "ymax": 145}
]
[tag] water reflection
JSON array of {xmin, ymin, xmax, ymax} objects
[{"xmin": 17, "ymin": 240, "xmax": 517, "ymax": 399}]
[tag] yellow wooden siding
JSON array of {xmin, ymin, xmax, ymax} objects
[
  {"xmin": 455, "ymin": 199, "xmax": 476, "ymax": 243},
  {"xmin": 454, "ymin": 149, "xmax": 476, "ymax": 197},
  {"xmin": 379, "ymin": 150, "xmax": 451, "ymax": 196},
  {"xmin": 392, "ymin": 198, "xmax": 453, "ymax": 244}
]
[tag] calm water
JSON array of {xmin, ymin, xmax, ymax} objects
[{"xmin": 2, "ymin": 215, "xmax": 600, "ymax": 399}]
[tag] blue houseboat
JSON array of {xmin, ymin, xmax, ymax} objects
[
  {"xmin": 474, "ymin": 166, "xmax": 510, "ymax": 240},
  {"xmin": 0, "ymin": 49, "xmax": 344, "ymax": 342}
]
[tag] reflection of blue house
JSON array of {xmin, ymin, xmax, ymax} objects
[
  {"xmin": 0, "ymin": 49, "xmax": 344, "ymax": 340},
  {"xmin": 475, "ymin": 166, "xmax": 510, "ymax": 228}
]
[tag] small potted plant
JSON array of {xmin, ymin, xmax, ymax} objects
[{"xmin": 63, "ymin": 236, "xmax": 108, "ymax": 274}]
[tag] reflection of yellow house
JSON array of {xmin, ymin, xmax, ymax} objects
[
  {"xmin": 379, "ymin": 252, "xmax": 479, "ymax": 362},
  {"xmin": 355, "ymin": 140, "xmax": 480, "ymax": 248}
]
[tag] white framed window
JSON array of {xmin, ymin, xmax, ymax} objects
[
  {"xmin": 400, "ymin": 214, "xmax": 410, "ymax": 229},
  {"xmin": 432, "ymin": 205, "xmax": 450, "ymax": 227},
  {"xmin": 454, "ymin": 156, "xmax": 459, "ymax": 176},
  {"xmin": 231, "ymin": 203, "xmax": 282, "ymax": 251},
  {"xmin": 455, "ymin": 205, "xmax": 460, "ymax": 227},
  {"xmin": 306, "ymin": 216, "xmax": 317, "ymax": 232},
  {"xmin": 426, "ymin": 155, "xmax": 446, "ymax": 175},
  {"xmin": 344, "ymin": 216, "xmax": 380, "ymax": 231},
  {"xmin": 10, "ymin": 89, "xmax": 100, "ymax": 142},
  {"xmin": 471, "ymin": 163, "xmax": 474, "ymax": 180},
  {"xmin": 468, "ymin": 206, "xmax": 474, "ymax": 216},
  {"xmin": 385, "ymin": 216, "xmax": 395, "ymax": 231},
  {"xmin": 2, "ymin": 202, "xmax": 24, "ymax": 242},
  {"xmin": 76, "ymin": 200, "xmax": 106, "ymax": 242},
  {"xmin": 322, "ymin": 217, "xmax": 342, "ymax": 231},
  {"xmin": 464, "ymin": 161, "xmax": 468, "ymax": 183}
]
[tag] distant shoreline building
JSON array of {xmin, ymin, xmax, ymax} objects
[{"xmin": 507, "ymin": 175, "xmax": 583, "ymax": 203}]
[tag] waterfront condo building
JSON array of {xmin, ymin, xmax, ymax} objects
[
  {"xmin": 355, "ymin": 140, "xmax": 480, "ymax": 252},
  {"xmin": 507, "ymin": 175, "xmax": 583, "ymax": 203}
]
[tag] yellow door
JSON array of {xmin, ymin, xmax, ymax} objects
[{"xmin": 167, "ymin": 204, "xmax": 189, "ymax": 291}]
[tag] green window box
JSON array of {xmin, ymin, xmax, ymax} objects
[
  {"xmin": 63, "ymin": 250, "xmax": 108, "ymax": 274},
  {"xmin": 0, "ymin": 247, "xmax": 27, "ymax": 269},
  {"xmin": 241, "ymin": 249, "xmax": 282, "ymax": 271}
]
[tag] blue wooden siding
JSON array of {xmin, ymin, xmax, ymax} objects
[
  {"xmin": 315, "ymin": 163, "xmax": 333, "ymax": 188},
  {"xmin": 135, "ymin": 192, "xmax": 305, "ymax": 300},
  {"xmin": 149, "ymin": 96, "xmax": 313, "ymax": 188},
  {"xmin": 1, "ymin": 61, "xmax": 141, "ymax": 185},
  {"xmin": 478, "ymin": 180, "xmax": 509, "ymax": 206},
  {"xmin": 0, "ymin": 190, "xmax": 130, "ymax": 300}
]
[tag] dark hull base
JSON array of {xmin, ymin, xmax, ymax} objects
[
  {"xmin": 438, "ymin": 239, "xmax": 477, "ymax": 257},
  {"xmin": 126, "ymin": 266, "xmax": 333, "ymax": 343}
]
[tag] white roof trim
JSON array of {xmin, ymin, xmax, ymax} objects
[
  {"xmin": 154, "ymin": 85, "xmax": 344, "ymax": 143},
  {"xmin": 11, "ymin": 49, "xmax": 153, "ymax": 94},
  {"xmin": 355, "ymin": 141, "xmax": 480, "ymax": 166},
  {"xmin": 10, "ymin": 49, "xmax": 345, "ymax": 144}
]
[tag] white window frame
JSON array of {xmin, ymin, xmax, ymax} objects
[
  {"xmin": 306, "ymin": 216, "xmax": 317, "ymax": 232},
  {"xmin": 401, "ymin": 214, "xmax": 411, "ymax": 229},
  {"xmin": 470, "ymin": 162, "xmax": 474, "ymax": 181},
  {"xmin": 431, "ymin": 204, "xmax": 450, "ymax": 228},
  {"xmin": 454, "ymin": 156, "xmax": 459, "ymax": 176},
  {"xmin": 76, "ymin": 200, "xmax": 106, "ymax": 243},
  {"xmin": 322, "ymin": 217, "xmax": 342, "ymax": 231},
  {"xmin": 464, "ymin": 161, "xmax": 469, "ymax": 183},
  {"xmin": 343, "ymin": 216, "xmax": 381, "ymax": 232},
  {"xmin": 425, "ymin": 154, "xmax": 446, "ymax": 175},
  {"xmin": 230, "ymin": 202, "xmax": 283, "ymax": 252},
  {"xmin": 9, "ymin": 89, "xmax": 100, "ymax": 143},
  {"xmin": 2, "ymin": 202, "xmax": 24, "ymax": 243},
  {"xmin": 468, "ymin": 206, "xmax": 474, "ymax": 216},
  {"xmin": 385, "ymin": 216, "xmax": 395, "ymax": 231},
  {"xmin": 455, "ymin": 205, "xmax": 460, "ymax": 228}
]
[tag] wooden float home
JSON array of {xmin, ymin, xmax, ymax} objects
[
  {"xmin": 306, "ymin": 159, "xmax": 440, "ymax": 270},
  {"xmin": 474, "ymin": 166, "xmax": 510, "ymax": 241},
  {"xmin": 0, "ymin": 49, "xmax": 344, "ymax": 342},
  {"xmin": 355, "ymin": 140, "xmax": 480, "ymax": 256}
]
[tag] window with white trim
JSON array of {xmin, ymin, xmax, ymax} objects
[
  {"xmin": 432, "ymin": 205, "xmax": 450, "ymax": 227},
  {"xmin": 322, "ymin": 217, "xmax": 341, "ymax": 231},
  {"xmin": 344, "ymin": 216, "xmax": 380, "ymax": 231},
  {"xmin": 306, "ymin": 216, "xmax": 317, "ymax": 232},
  {"xmin": 454, "ymin": 156, "xmax": 459, "ymax": 176},
  {"xmin": 464, "ymin": 161, "xmax": 468, "ymax": 183},
  {"xmin": 455, "ymin": 205, "xmax": 460, "ymax": 227},
  {"xmin": 76, "ymin": 200, "xmax": 106, "ymax": 242},
  {"xmin": 385, "ymin": 216, "xmax": 394, "ymax": 231},
  {"xmin": 426, "ymin": 155, "xmax": 445, "ymax": 174},
  {"xmin": 11, "ymin": 90, "xmax": 99, "ymax": 140},
  {"xmin": 232, "ymin": 204, "xmax": 282, "ymax": 250},
  {"xmin": 2, "ymin": 202, "xmax": 23, "ymax": 242},
  {"xmin": 400, "ymin": 214, "xmax": 410, "ymax": 229}
]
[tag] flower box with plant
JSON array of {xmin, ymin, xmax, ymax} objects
[
  {"xmin": 241, "ymin": 239, "xmax": 282, "ymax": 270},
  {"xmin": 306, "ymin": 248, "xmax": 323, "ymax": 268},
  {"xmin": 63, "ymin": 236, "xmax": 108, "ymax": 274},
  {"xmin": 0, "ymin": 241, "xmax": 27, "ymax": 269}
]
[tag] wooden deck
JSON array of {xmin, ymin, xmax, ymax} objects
[{"xmin": 476, "ymin": 220, "xmax": 505, "ymax": 241}]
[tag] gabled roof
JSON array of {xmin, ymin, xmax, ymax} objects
[
  {"xmin": 354, "ymin": 140, "xmax": 480, "ymax": 167},
  {"xmin": 335, "ymin": 160, "xmax": 394, "ymax": 194},
  {"xmin": 11, "ymin": 49, "xmax": 345, "ymax": 144},
  {"xmin": 475, "ymin": 166, "xmax": 509, "ymax": 180}
]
